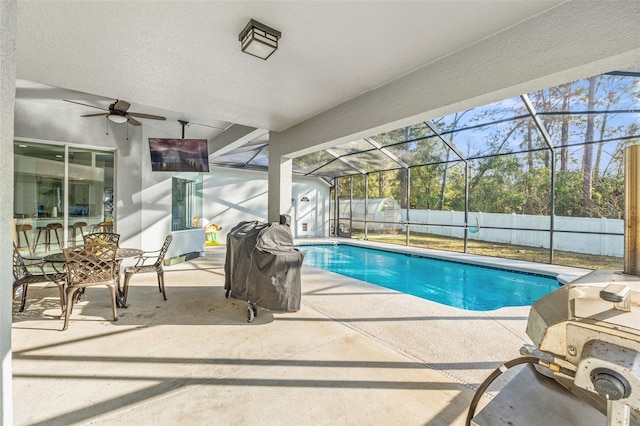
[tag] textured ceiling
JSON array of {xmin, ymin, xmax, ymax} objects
[{"xmin": 15, "ymin": 1, "xmax": 565, "ymax": 134}]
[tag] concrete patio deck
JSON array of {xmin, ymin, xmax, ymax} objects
[{"xmin": 11, "ymin": 242, "xmax": 590, "ymax": 425}]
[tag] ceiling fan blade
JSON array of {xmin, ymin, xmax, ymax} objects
[
  {"xmin": 63, "ymin": 99, "xmax": 109, "ymax": 111},
  {"xmin": 81, "ymin": 113, "xmax": 108, "ymax": 118},
  {"xmin": 127, "ymin": 112, "xmax": 166, "ymax": 120},
  {"xmin": 127, "ymin": 117, "xmax": 142, "ymax": 126}
]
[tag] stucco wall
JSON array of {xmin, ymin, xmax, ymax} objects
[
  {"xmin": 14, "ymin": 98, "xmax": 330, "ymax": 256},
  {"xmin": 202, "ymin": 167, "xmax": 330, "ymax": 241},
  {"xmin": 1, "ymin": 2, "xmax": 16, "ymax": 423}
]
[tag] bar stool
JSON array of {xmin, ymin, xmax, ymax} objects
[
  {"xmin": 33, "ymin": 223, "xmax": 63, "ymax": 253},
  {"xmin": 94, "ymin": 221, "xmax": 114, "ymax": 233},
  {"xmin": 69, "ymin": 221, "xmax": 87, "ymax": 244},
  {"xmin": 15, "ymin": 224, "xmax": 33, "ymax": 255}
]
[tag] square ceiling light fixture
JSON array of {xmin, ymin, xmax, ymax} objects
[{"xmin": 239, "ymin": 19, "xmax": 281, "ymax": 60}]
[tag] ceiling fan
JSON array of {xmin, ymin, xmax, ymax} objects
[{"xmin": 63, "ymin": 99, "xmax": 166, "ymax": 126}]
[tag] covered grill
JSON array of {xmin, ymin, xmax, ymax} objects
[{"xmin": 224, "ymin": 220, "xmax": 304, "ymax": 322}]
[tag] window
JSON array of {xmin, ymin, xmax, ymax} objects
[{"xmin": 171, "ymin": 175, "xmax": 203, "ymax": 231}]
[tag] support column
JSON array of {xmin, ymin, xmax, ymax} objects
[
  {"xmin": 267, "ymin": 145, "xmax": 292, "ymax": 223},
  {"xmin": 0, "ymin": 2, "xmax": 16, "ymax": 424},
  {"xmin": 624, "ymin": 144, "xmax": 640, "ymax": 276}
]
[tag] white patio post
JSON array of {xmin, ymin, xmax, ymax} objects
[
  {"xmin": 0, "ymin": 1, "xmax": 16, "ymax": 424},
  {"xmin": 267, "ymin": 138, "xmax": 293, "ymax": 223}
]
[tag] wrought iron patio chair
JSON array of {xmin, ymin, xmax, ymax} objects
[
  {"xmin": 13, "ymin": 243, "xmax": 66, "ymax": 316},
  {"xmin": 80, "ymin": 232, "xmax": 122, "ymax": 296},
  {"xmin": 62, "ymin": 243, "xmax": 119, "ymax": 331},
  {"xmin": 121, "ymin": 235, "xmax": 173, "ymax": 306}
]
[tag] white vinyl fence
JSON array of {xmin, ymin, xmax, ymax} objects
[{"xmin": 402, "ymin": 209, "xmax": 624, "ymax": 257}]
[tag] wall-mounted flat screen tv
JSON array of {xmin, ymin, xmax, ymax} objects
[{"xmin": 149, "ymin": 138, "xmax": 210, "ymax": 172}]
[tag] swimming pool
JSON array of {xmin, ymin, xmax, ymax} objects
[{"xmin": 298, "ymin": 243, "xmax": 560, "ymax": 311}]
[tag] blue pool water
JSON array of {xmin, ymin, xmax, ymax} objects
[{"xmin": 298, "ymin": 244, "xmax": 560, "ymax": 311}]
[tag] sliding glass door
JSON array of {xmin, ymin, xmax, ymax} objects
[{"xmin": 14, "ymin": 141, "xmax": 115, "ymax": 255}]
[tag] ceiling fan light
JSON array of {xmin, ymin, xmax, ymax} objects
[
  {"xmin": 107, "ymin": 114, "xmax": 128, "ymax": 124},
  {"xmin": 239, "ymin": 19, "xmax": 281, "ymax": 60}
]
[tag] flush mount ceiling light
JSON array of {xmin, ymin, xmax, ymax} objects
[{"xmin": 239, "ymin": 19, "xmax": 281, "ymax": 60}]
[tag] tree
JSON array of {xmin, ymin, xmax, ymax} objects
[
  {"xmin": 559, "ymin": 83, "xmax": 571, "ymax": 173},
  {"xmin": 582, "ymin": 76, "xmax": 598, "ymax": 214},
  {"xmin": 321, "ymin": 72, "xmax": 639, "ymax": 225}
]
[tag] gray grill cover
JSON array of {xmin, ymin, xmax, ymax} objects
[{"xmin": 224, "ymin": 221, "xmax": 304, "ymax": 312}]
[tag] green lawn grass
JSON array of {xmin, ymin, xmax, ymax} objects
[{"xmin": 363, "ymin": 232, "xmax": 623, "ymax": 271}]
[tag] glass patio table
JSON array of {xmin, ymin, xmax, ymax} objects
[
  {"xmin": 42, "ymin": 247, "xmax": 143, "ymax": 264},
  {"xmin": 43, "ymin": 247, "xmax": 144, "ymax": 307}
]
